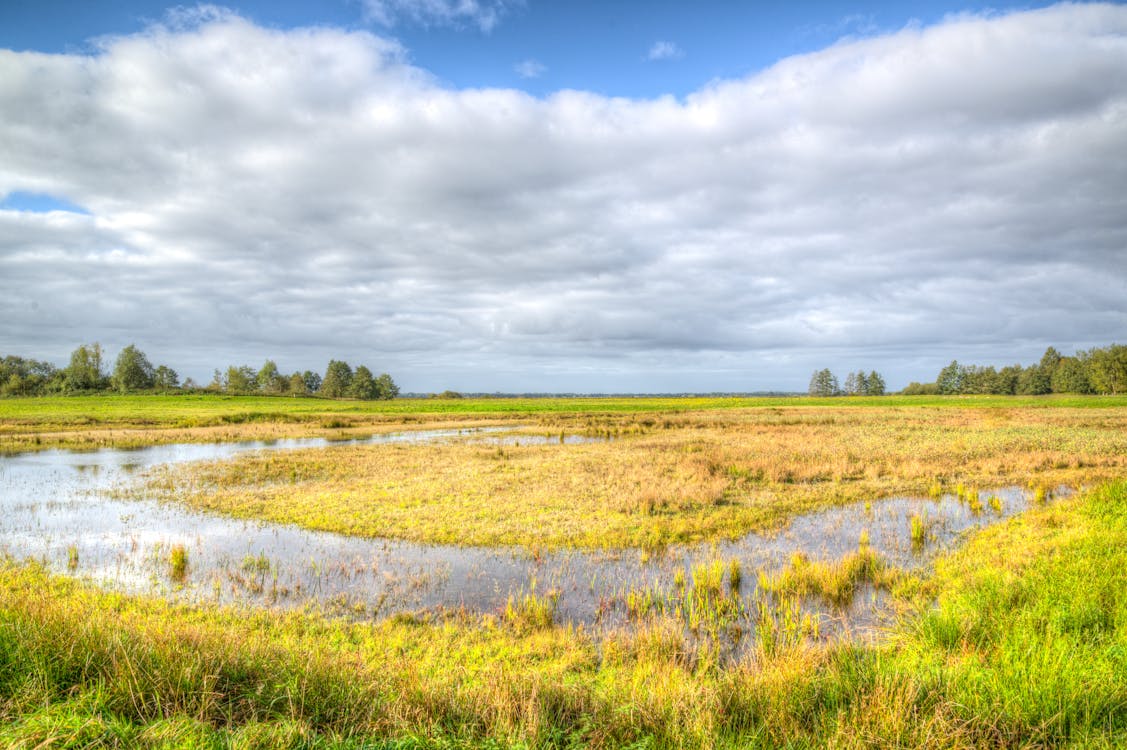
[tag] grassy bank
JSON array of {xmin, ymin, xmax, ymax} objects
[
  {"xmin": 3, "ymin": 481, "xmax": 1125, "ymax": 747},
  {"xmin": 144, "ymin": 405, "xmax": 1127, "ymax": 549},
  {"xmin": 3, "ymin": 393, "xmax": 1126, "ymax": 452}
]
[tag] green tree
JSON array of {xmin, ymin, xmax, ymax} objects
[
  {"xmin": 374, "ymin": 372, "xmax": 399, "ymax": 400},
  {"xmin": 320, "ymin": 360, "xmax": 353, "ymax": 398},
  {"xmin": 808, "ymin": 369, "xmax": 839, "ymax": 397},
  {"xmin": 65, "ymin": 343, "xmax": 105, "ymax": 391},
  {"xmin": 349, "ymin": 366, "xmax": 377, "ymax": 399},
  {"xmin": 936, "ymin": 360, "xmax": 966, "ymax": 394},
  {"xmin": 1039, "ymin": 347, "xmax": 1063, "ymax": 380},
  {"xmin": 153, "ymin": 365, "xmax": 179, "ymax": 390},
  {"xmin": 867, "ymin": 371, "xmax": 886, "ymax": 396},
  {"xmin": 901, "ymin": 381, "xmax": 938, "ymax": 395},
  {"xmin": 302, "ymin": 371, "xmax": 322, "ymax": 394},
  {"xmin": 995, "ymin": 365, "xmax": 1022, "ymax": 395},
  {"xmin": 1087, "ymin": 344, "xmax": 1127, "ymax": 394},
  {"xmin": 112, "ymin": 345, "xmax": 155, "ymax": 392},
  {"xmin": 1017, "ymin": 365, "xmax": 1051, "ymax": 395},
  {"xmin": 1051, "ymin": 357, "xmax": 1091, "ymax": 394},
  {"xmin": 288, "ymin": 372, "xmax": 308, "ymax": 395},
  {"xmin": 224, "ymin": 365, "xmax": 256, "ymax": 394},
  {"xmin": 256, "ymin": 360, "xmax": 283, "ymax": 394}
]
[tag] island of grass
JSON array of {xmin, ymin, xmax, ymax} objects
[{"xmin": 132, "ymin": 400, "xmax": 1127, "ymax": 550}]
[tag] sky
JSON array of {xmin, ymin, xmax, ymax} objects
[{"xmin": 1, "ymin": 1, "xmax": 1125, "ymax": 393}]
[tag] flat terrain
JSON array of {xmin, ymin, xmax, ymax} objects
[
  {"xmin": 141, "ymin": 401, "xmax": 1127, "ymax": 549},
  {"xmin": 1, "ymin": 394, "xmax": 1126, "ymax": 747},
  {"xmin": 3, "ymin": 482, "xmax": 1124, "ymax": 747},
  {"xmin": 2, "ymin": 392, "xmax": 1125, "ymax": 452}
]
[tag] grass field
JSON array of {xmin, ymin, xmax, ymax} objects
[
  {"xmin": 3, "ymin": 480, "xmax": 1125, "ymax": 748},
  {"xmin": 141, "ymin": 403, "xmax": 1127, "ymax": 549},
  {"xmin": 2, "ymin": 393, "xmax": 1126, "ymax": 747},
  {"xmin": 2, "ymin": 393, "xmax": 1126, "ymax": 453}
]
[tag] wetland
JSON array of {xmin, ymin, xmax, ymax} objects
[{"xmin": 2, "ymin": 395, "xmax": 1126, "ymax": 748}]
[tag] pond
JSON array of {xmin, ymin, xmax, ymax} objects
[{"xmin": 0, "ymin": 427, "xmax": 1051, "ymax": 646}]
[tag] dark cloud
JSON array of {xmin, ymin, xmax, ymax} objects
[{"xmin": 1, "ymin": 4, "xmax": 1125, "ymax": 391}]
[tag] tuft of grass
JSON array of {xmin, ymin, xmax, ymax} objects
[
  {"xmin": 758, "ymin": 549, "xmax": 898, "ymax": 607},
  {"xmin": 169, "ymin": 544, "xmax": 188, "ymax": 581},
  {"xmin": 909, "ymin": 513, "xmax": 927, "ymax": 548},
  {"xmin": 66, "ymin": 545, "xmax": 79, "ymax": 570}
]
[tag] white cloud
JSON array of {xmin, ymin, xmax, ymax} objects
[
  {"xmin": 646, "ymin": 40, "xmax": 684, "ymax": 61},
  {"xmin": 362, "ymin": 0, "xmax": 516, "ymax": 32},
  {"xmin": 514, "ymin": 58, "xmax": 545, "ymax": 79},
  {"xmin": 1, "ymin": 4, "xmax": 1125, "ymax": 391}
]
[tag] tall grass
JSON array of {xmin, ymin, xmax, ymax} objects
[{"xmin": 3, "ymin": 482, "xmax": 1127, "ymax": 746}]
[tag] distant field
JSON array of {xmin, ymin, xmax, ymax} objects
[{"xmin": 2, "ymin": 392, "xmax": 1126, "ymax": 453}]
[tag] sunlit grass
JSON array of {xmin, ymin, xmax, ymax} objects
[
  {"xmin": 4, "ymin": 481, "xmax": 1124, "ymax": 746},
  {"xmin": 137, "ymin": 405, "xmax": 1127, "ymax": 549},
  {"xmin": 2, "ymin": 392, "xmax": 1126, "ymax": 452}
]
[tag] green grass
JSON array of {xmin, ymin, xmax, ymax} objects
[
  {"xmin": 2, "ymin": 392, "xmax": 1126, "ymax": 427},
  {"xmin": 3, "ymin": 481, "xmax": 1126, "ymax": 747}
]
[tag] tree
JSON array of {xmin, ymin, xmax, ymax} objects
[
  {"xmin": 65, "ymin": 343, "xmax": 105, "ymax": 391},
  {"xmin": 320, "ymin": 360, "xmax": 353, "ymax": 398},
  {"xmin": 349, "ymin": 365, "xmax": 377, "ymax": 399},
  {"xmin": 1039, "ymin": 347, "xmax": 1063, "ymax": 379},
  {"xmin": 288, "ymin": 372, "xmax": 308, "ymax": 395},
  {"xmin": 256, "ymin": 360, "xmax": 283, "ymax": 394},
  {"xmin": 936, "ymin": 360, "xmax": 966, "ymax": 395},
  {"xmin": 0, "ymin": 355, "xmax": 58, "ymax": 396},
  {"xmin": 153, "ymin": 365, "xmax": 179, "ymax": 390},
  {"xmin": 1016, "ymin": 365, "xmax": 1051, "ymax": 395},
  {"xmin": 224, "ymin": 365, "xmax": 256, "ymax": 394},
  {"xmin": 867, "ymin": 371, "xmax": 886, "ymax": 396},
  {"xmin": 901, "ymin": 381, "xmax": 938, "ymax": 395},
  {"xmin": 1051, "ymin": 357, "xmax": 1091, "ymax": 394},
  {"xmin": 112, "ymin": 345, "xmax": 155, "ymax": 392},
  {"xmin": 374, "ymin": 372, "xmax": 399, "ymax": 400},
  {"xmin": 808, "ymin": 369, "xmax": 839, "ymax": 397},
  {"xmin": 302, "ymin": 371, "xmax": 322, "ymax": 394},
  {"xmin": 1087, "ymin": 344, "xmax": 1127, "ymax": 394}
]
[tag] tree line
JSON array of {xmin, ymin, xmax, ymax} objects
[
  {"xmin": 0, "ymin": 343, "xmax": 398, "ymax": 400},
  {"xmin": 902, "ymin": 344, "xmax": 1127, "ymax": 395},
  {"xmin": 808, "ymin": 369, "xmax": 887, "ymax": 397}
]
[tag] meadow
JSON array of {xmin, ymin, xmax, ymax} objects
[
  {"xmin": 142, "ymin": 402, "xmax": 1127, "ymax": 550},
  {"xmin": 1, "ymin": 392, "xmax": 1124, "ymax": 453},
  {"xmin": 1, "ymin": 394, "xmax": 1126, "ymax": 748}
]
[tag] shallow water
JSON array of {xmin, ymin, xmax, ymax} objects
[{"xmin": 0, "ymin": 429, "xmax": 1051, "ymax": 645}]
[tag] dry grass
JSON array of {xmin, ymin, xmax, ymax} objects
[{"xmin": 141, "ymin": 406, "xmax": 1127, "ymax": 549}]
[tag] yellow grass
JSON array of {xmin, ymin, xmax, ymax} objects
[{"xmin": 142, "ymin": 406, "xmax": 1127, "ymax": 549}]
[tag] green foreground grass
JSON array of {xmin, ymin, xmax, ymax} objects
[{"xmin": 3, "ymin": 481, "xmax": 1125, "ymax": 748}]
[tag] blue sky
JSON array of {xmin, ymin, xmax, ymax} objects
[
  {"xmin": 0, "ymin": 0, "xmax": 1067, "ymax": 98},
  {"xmin": 1, "ymin": 2, "xmax": 1125, "ymax": 392}
]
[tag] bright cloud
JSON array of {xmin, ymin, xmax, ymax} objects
[
  {"xmin": 362, "ymin": 0, "xmax": 515, "ymax": 31},
  {"xmin": 646, "ymin": 40, "xmax": 684, "ymax": 61},
  {"xmin": 1, "ymin": 4, "xmax": 1125, "ymax": 391},
  {"xmin": 514, "ymin": 58, "xmax": 545, "ymax": 79}
]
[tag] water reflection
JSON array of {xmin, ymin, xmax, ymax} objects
[{"xmin": 0, "ymin": 429, "xmax": 1053, "ymax": 647}]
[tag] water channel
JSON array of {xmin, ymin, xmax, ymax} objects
[{"xmin": 0, "ymin": 427, "xmax": 1051, "ymax": 643}]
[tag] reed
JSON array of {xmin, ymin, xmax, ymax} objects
[
  {"xmin": 2, "ymin": 481, "xmax": 1126, "ymax": 747},
  {"xmin": 169, "ymin": 544, "xmax": 188, "ymax": 581}
]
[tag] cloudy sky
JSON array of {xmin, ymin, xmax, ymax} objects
[{"xmin": 1, "ymin": 1, "xmax": 1125, "ymax": 393}]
